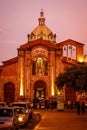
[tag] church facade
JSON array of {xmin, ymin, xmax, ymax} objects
[{"xmin": 0, "ymin": 10, "xmax": 84, "ymax": 103}]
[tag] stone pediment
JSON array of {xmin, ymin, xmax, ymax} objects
[
  {"xmin": 31, "ymin": 47, "xmax": 48, "ymax": 58},
  {"xmin": 19, "ymin": 38, "xmax": 58, "ymax": 50}
]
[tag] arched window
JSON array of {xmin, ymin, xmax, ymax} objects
[
  {"xmin": 32, "ymin": 61, "xmax": 36, "ymax": 75},
  {"xmin": 4, "ymin": 82, "xmax": 15, "ymax": 103},
  {"xmin": 32, "ymin": 57, "xmax": 48, "ymax": 76},
  {"xmin": 37, "ymin": 57, "xmax": 43, "ymax": 74},
  {"xmin": 44, "ymin": 61, "xmax": 48, "ymax": 75}
]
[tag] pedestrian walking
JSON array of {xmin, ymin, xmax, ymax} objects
[
  {"xmin": 67, "ymin": 100, "xmax": 71, "ymax": 109},
  {"xmin": 53, "ymin": 100, "xmax": 57, "ymax": 109},
  {"xmin": 50, "ymin": 100, "xmax": 53, "ymax": 110},
  {"xmin": 76, "ymin": 101, "xmax": 80, "ymax": 115},
  {"xmin": 45, "ymin": 100, "xmax": 50, "ymax": 110},
  {"xmin": 81, "ymin": 101, "xmax": 85, "ymax": 115}
]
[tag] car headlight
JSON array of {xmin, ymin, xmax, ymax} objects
[
  {"xmin": 18, "ymin": 117, "xmax": 23, "ymax": 122},
  {"xmin": 26, "ymin": 109, "xmax": 28, "ymax": 113},
  {"xmin": 5, "ymin": 121, "xmax": 13, "ymax": 127}
]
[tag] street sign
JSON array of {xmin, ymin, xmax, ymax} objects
[{"xmin": 57, "ymin": 95, "xmax": 64, "ymax": 111}]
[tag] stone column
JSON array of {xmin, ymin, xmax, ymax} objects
[
  {"xmin": 24, "ymin": 50, "xmax": 31, "ymax": 101},
  {"xmin": 49, "ymin": 50, "xmax": 56, "ymax": 96},
  {"xmin": 18, "ymin": 50, "xmax": 25, "ymax": 97}
]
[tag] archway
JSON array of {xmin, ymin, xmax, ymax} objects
[
  {"xmin": 34, "ymin": 80, "xmax": 46, "ymax": 100},
  {"xmin": 4, "ymin": 82, "xmax": 15, "ymax": 103}
]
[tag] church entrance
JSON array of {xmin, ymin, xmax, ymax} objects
[
  {"xmin": 34, "ymin": 80, "xmax": 46, "ymax": 100},
  {"xmin": 34, "ymin": 80, "xmax": 46, "ymax": 109},
  {"xmin": 4, "ymin": 82, "xmax": 15, "ymax": 103}
]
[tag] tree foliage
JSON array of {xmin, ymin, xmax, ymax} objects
[{"xmin": 55, "ymin": 64, "xmax": 87, "ymax": 91}]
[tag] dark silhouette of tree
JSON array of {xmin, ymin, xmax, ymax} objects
[{"xmin": 55, "ymin": 64, "xmax": 87, "ymax": 92}]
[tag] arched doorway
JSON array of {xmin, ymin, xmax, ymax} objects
[
  {"xmin": 4, "ymin": 82, "xmax": 15, "ymax": 103},
  {"xmin": 34, "ymin": 80, "xmax": 46, "ymax": 100}
]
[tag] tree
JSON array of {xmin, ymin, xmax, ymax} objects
[{"xmin": 55, "ymin": 64, "xmax": 87, "ymax": 92}]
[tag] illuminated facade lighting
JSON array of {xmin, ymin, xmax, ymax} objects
[
  {"xmin": 78, "ymin": 59, "xmax": 83, "ymax": 62},
  {"xmin": 58, "ymin": 90, "xmax": 61, "ymax": 95},
  {"xmin": 20, "ymin": 58, "xmax": 24, "ymax": 96},
  {"xmin": 51, "ymin": 66, "xmax": 54, "ymax": 96},
  {"xmin": 78, "ymin": 57, "xmax": 84, "ymax": 63}
]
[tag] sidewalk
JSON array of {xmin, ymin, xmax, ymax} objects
[{"xmin": 33, "ymin": 108, "xmax": 87, "ymax": 130}]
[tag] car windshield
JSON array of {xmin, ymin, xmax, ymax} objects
[
  {"xmin": 14, "ymin": 108, "xmax": 25, "ymax": 114},
  {"xmin": 12, "ymin": 104, "xmax": 26, "ymax": 109},
  {"xmin": 0, "ymin": 109, "xmax": 13, "ymax": 117}
]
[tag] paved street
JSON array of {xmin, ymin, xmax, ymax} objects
[
  {"xmin": 33, "ymin": 109, "xmax": 87, "ymax": 130},
  {"xmin": 19, "ymin": 111, "xmax": 41, "ymax": 130}
]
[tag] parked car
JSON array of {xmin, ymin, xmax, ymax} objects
[
  {"xmin": 12, "ymin": 102, "xmax": 31, "ymax": 119},
  {"xmin": 85, "ymin": 103, "xmax": 87, "ymax": 108},
  {"xmin": 14, "ymin": 107, "xmax": 29, "ymax": 127},
  {"xmin": 0, "ymin": 107, "xmax": 19, "ymax": 130},
  {"xmin": 0, "ymin": 102, "xmax": 6, "ymax": 107}
]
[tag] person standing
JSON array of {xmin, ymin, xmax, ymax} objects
[
  {"xmin": 45, "ymin": 100, "xmax": 50, "ymax": 110},
  {"xmin": 76, "ymin": 101, "xmax": 80, "ymax": 115},
  {"xmin": 50, "ymin": 100, "xmax": 53, "ymax": 110},
  {"xmin": 81, "ymin": 101, "xmax": 85, "ymax": 115}
]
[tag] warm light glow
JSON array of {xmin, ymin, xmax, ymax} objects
[
  {"xmin": 58, "ymin": 89, "xmax": 63, "ymax": 95},
  {"xmin": 20, "ymin": 58, "xmax": 24, "ymax": 96},
  {"xmin": 78, "ymin": 57, "xmax": 84, "ymax": 62},
  {"xmin": 51, "ymin": 66, "xmax": 54, "ymax": 96},
  {"xmin": 82, "ymin": 91, "xmax": 86, "ymax": 97},
  {"xmin": 58, "ymin": 90, "xmax": 61, "ymax": 95},
  {"xmin": 20, "ymin": 78, "xmax": 23, "ymax": 96},
  {"xmin": 18, "ymin": 117, "xmax": 23, "ymax": 122}
]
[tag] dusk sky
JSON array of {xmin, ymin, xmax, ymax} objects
[{"xmin": 0, "ymin": 0, "xmax": 87, "ymax": 65}]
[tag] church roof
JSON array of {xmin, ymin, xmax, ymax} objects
[
  {"xmin": 19, "ymin": 38, "xmax": 58, "ymax": 50},
  {"xmin": 2, "ymin": 57, "xmax": 18, "ymax": 66},
  {"xmin": 27, "ymin": 10, "xmax": 56, "ymax": 42},
  {"xmin": 58, "ymin": 39, "xmax": 84, "ymax": 46},
  {"xmin": 33, "ymin": 10, "xmax": 52, "ymax": 36}
]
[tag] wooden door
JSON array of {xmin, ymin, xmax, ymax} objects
[{"xmin": 4, "ymin": 82, "xmax": 15, "ymax": 103}]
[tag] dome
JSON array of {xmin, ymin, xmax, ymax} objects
[
  {"xmin": 32, "ymin": 25, "xmax": 53, "ymax": 40},
  {"xmin": 27, "ymin": 10, "xmax": 56, "ymax": 42}
]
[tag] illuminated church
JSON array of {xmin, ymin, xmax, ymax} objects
[{"xmin": 0, "ymin": 10, "xmax": 84, "ymax": 103}]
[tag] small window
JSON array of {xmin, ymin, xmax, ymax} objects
[
  {"xmin": 44, "ymin": 61, "xmax": 48, "ymax": 75},
  {"xmin": 37, "ymin": 58, "xmax": 43, "ymax": 74},
  {"xmin": 32, "ymin": 61, "xmax": 36, "ymax": 75}
]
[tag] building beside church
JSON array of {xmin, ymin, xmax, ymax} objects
[{"xmin": 0, "ymin": 10, "xmax": 85, "ymax": 104}]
